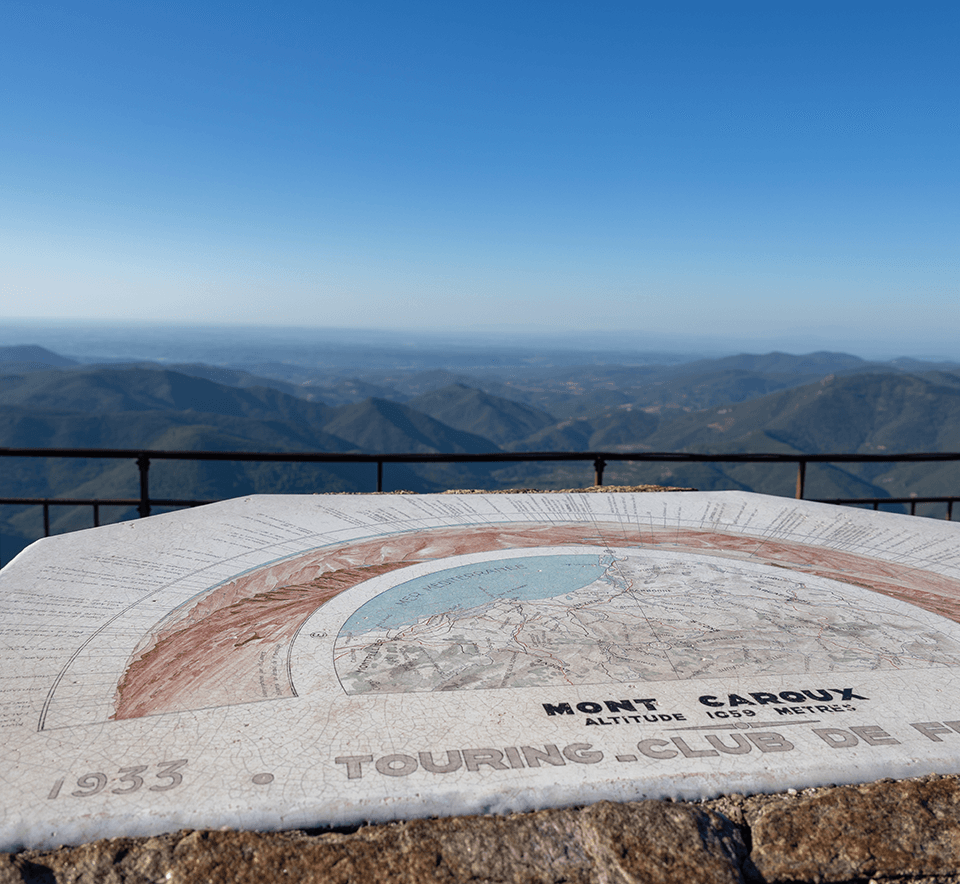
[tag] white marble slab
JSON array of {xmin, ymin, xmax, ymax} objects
[{"xmin": 4, "ymin": 491, "xmax": 960, "ymax": 850}]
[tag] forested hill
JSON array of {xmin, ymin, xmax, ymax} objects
[{"xmin": 1, "ymin": 352, "xmax": 959, "ymax": 563}]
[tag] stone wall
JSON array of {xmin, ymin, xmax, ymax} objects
[{"xmin": 4, "ymin": 775, "xmax": 960, "ymax": 883}]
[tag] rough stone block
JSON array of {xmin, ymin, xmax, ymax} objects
[
  {"xmin": 0, "ymin": 799, "xmax": 753, "ymax": 884},
  {"xmin": 580, "ymin": 800, "xmax": 749, "ymax": 884},
  {"xmin": 749, "ymin": 777, "xmax": 960, "ymax": 883}
]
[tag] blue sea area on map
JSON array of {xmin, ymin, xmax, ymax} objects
[{"xmin": 340, "ymin": 554, "xmax": 613, "ymax": 635}]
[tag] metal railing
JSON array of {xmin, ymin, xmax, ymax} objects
[
  {"xmin": 1, "ymin": 447, "xmax": 958, "ymax": 557},
  {"xmin": 818, "ymin": 495, "xmax": 956, "ymax": 519}
]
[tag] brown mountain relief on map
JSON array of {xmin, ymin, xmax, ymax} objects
[
  {"xmin": 113, "ymin": 524, "xmax": 614, "ymax": 719},
  {"xmin": 113, "ymin": 522, "xmax": 960, "ymax": 719},
  {"xmin": 113, "ymin": 562, "xmax": 410, "ymax": 720}
]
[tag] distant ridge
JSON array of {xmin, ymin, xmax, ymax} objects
[
  {"xmin": 0, "ymin": 345, "xmax": 77, "ymax": 369},
  {"xmin": 408, "ymin": 383, "xmax": 555, "ymax": 447},
  {"xmin": 663, "ymin": 351, "xmax": 867, "ymax": 376},
  {"xmin": 323, "ymin": 397, "xmax": 498, "ymax": 454}
]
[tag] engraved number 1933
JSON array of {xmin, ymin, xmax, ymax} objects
[{"xmin": 47, "ymin": 760, "xmax": 188, "ymax": 799}]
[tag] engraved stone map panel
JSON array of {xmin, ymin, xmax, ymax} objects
[{"xmin": 3, "ymin": 491, "xmax": 960, "ymax": 849}]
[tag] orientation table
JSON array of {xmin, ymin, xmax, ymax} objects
[{"xmin": 3, "ymin": 490, "xmax": 960, "ymax": 850}]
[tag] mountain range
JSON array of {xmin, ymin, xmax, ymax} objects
[{"xmin": 1, "ymin": 345, "xmax": 958, "ymax": 564}]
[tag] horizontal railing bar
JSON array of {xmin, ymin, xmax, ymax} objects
[
  {"xmin": 4, "ymin": 494, "xmax": 958, "ymax": 507},
  {"xmin": 5, "ymin": 494, "xmax": 960, "ymax": 505},
  {"xmin": 815, "ymin": 496, "xmax": 960, "ymax": 505},
  {"xmin": 7, "ymin": 494, "xmax": 958, "ymax": 509},
  {"xmin": 0, "ymin": 497, "xmax": 216, "ymax": 507},
  {"xmin": 2, "ymin": 447, "xmax": 960, "ymax": 465}
]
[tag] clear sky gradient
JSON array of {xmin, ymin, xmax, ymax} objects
[{"xmin": 2, "ymin": 1, "xmax": 958, "ymax": 356}]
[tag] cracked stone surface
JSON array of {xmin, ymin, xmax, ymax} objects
[{"xmin": 5, "ymin": 775, "xmax": 960, "ymax": 883}]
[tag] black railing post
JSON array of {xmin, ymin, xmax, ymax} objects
[
  {"xmin": 137, "ymin": 455, "xmax": 151, "ymax": 518},
  {"xmin": 93, "ymin": 503, "xmax": 100, "ymax": 528},
  {"xmin": 377, "ymin": 460, "xmax": 383, "ymax": 493},
  {"xmin": 949, "ymin": 500, "xmax": 954, "ymax": 521},
  {"xmin": 43, "ymin": 503, "xmax": 50, "ymax": 537},
  {"xmin": 795, "ymin": 460, "xmax": 807, "ymax": 499},
  {"xmin": 594, "ymin": 457, "xmax": 606, "ymax": 487}
]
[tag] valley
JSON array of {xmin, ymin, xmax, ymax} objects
[{"xmin": 2, "ymin": 344, "xmax": 959, "ymax": 564}]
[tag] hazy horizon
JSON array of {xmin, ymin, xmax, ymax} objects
[
  {"xmin": 2, "ymin": 2, "xmax": 957, "ymax": 352},
  {"xmin": 1, "ymin": 318, "xmax": 958, "ymax": 367}
]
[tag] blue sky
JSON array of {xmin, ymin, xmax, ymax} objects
[{"xmin": 2, "ymin": 1, "xmax": 958, "ymax": 356}]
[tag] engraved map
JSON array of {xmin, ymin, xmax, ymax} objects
[{"xmin": 332, "ymin": 548, "xmax": 960, "ymax": 694}]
